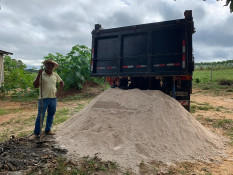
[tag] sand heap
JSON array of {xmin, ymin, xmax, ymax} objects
[{"xmin": 55, "ymin": 88, "xmax": 224, "ymax": 170}]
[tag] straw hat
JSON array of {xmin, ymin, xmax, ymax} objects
[{"xmin": 43, "ymin": 59, "xmax": 59, "ymax": 69}]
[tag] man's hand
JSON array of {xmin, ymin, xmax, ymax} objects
[
  {"xmin": 56, "ymin": 89, "xmax": 63, "ymax": 98},
  {"xmin": 38, "ymin": 68, "xmax": 44, "ymax": 75},
  {"xmin": 33, "ymin": 68, "xmax": 44, "ymax": 88},
  {"xmin": 56, "ymin": 81, "xmax": 64, "ymax": 98},
  {"xmin": 56, "ymin": 91, "xmax": 62, "ymax": 98}
]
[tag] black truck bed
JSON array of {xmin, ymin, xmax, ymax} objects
[{"xmin": 91, "ymin": 11, "xmax": 194, "ymax": 77}]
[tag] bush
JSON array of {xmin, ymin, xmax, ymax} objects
[
  {"xmin": 1, "ymin": 56, "xmax": 37, "ymax": 97},
  {"xmin": 195, "ymin": 78, "xmax": 200, "ymax": 83},
  {"xmin": 218, "ymin": 79, "xmax": 233, "ymax": 86}
]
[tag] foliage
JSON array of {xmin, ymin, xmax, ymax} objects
[
  {"xmin": 4, "ymin": 56, "xmax": 27, "ymax": 71},
  {"xmin": 1, "ymin": 45, "xmax": 105, "ymax": 98},
  {"xmin": 44, "ymin": 45, "xmax": 91, "ymax": 90},
  {"xmin": 218, "ymin": 79, "xmax": 233, "ymax": 85},
  {"xmin": 1, "ymin": 56, "xmax": 37, "ymax": 97}
]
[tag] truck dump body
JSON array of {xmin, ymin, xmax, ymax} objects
[
  {"xmin": 91, "ymin": 12, "xmax": 194, "ymax": 77},
  {"xmin": 90, "ymin": 11, "xmax": 195, "ymax": 111}
]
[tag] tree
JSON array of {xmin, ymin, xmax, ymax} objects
[
  {"xmin": 44, "ymin": 45, "xmax": 91, "ymax": 90},
  {"xmin": 224, "ymin": 0, "xmax": 233, "ymax": 13},
  {"xmin": 194, "ymin": 0, "xmax": 233, "ymax": 13},
  {"xmin": 217, "ymin": 0, "xmax": 232, "ymax": 13},
  {"xmin": 2, "ymin": 56, "xmax": 36, "ymax": 96}
]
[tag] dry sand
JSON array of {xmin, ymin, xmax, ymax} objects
[{"xmin": 55, "ymin": 88, "xmax": 225, "ymax": 172}]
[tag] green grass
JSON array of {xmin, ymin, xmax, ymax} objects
[
  {"xmin": 61, "ymin": 92, "xmax": 94, "ymax": 102},
  {"xmin": 53, "ymin": 108, "xmax": 69, "ymax": 125},
  {"xmin": 213, "ymin": 119, "xmax": 232, "ymax": 128},
  {"xmin": 190, "ymin": 105, "xmax": 197, "ymax": 113},
  {"xmin": 0, "ymin": 107, "xmax": 35, "ymax": 116},
  {"xmin": 0, "ymin": 109, "xmax": 9, "ymax": 115},
  {"xmin": 22, "ymin": 115, "xmax": 36, "ymax": 125},
  {"xmin": 191, "ymin": 102, "xmax": 232, "ymax": 116},
  {"xmin": 0, "ymin": 103, "xmax": 89, "ymax": 142},
  {"xmin": 213, "ymin": 119, "xmax": 233, "ymax": 145},
  {"xmin": 0, "ymin": 128, "xmax": 14, "ymax": 142},
  {"xmin": 193, "ymin": 68, "xmax": 233, "ymax": 94},
  {"xmin": 190, "ymin": 103, "xmax": 215, "ymax": 113},
  {"xmin": 193, "ymin": 68, "xmax": 233, "ymax": 82},
  {"xmin": 18, "ymin": 130, "xmax": 32, "ymax": 137},
  {"xmin": 197, "ymin": 117, "xmax": 233, "ymax": 145},
  {"xmin": 197, "ymin": 105, "xmax": 214, "ymax": 111}
]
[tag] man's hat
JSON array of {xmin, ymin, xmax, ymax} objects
[{"xmin": 43, "ymin": 59, "xmax": 59, "ymax": 69}]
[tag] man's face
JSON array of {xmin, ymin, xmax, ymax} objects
[{"xmin": 45, "ymin": 62, "xmax": 55, "ymax": 72}]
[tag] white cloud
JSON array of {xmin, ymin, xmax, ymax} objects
[{"xmin": 0, "ymin": 0, "xmax": 232, "ymax": 68}]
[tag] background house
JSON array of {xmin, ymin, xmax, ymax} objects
[{"xmin": 0, "ymin": 50, "xmax": 13, "ymax": 87}]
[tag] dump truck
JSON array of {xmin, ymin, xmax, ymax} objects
[{"xmin": 90, "ymin": 10, "xmax": 195, "ymax": 111}]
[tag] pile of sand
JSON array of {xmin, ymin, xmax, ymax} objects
[{"xmin": 55, "ymin": 88, "xmax": 225, "ymax": 171}]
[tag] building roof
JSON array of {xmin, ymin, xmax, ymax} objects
[{"xmin": 0, "ymin": 50, "xmax": 13, "ymax": 55}]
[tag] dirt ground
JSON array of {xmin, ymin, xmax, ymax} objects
[
  {"xmin": 190, "ymin": 90, "xmax": 233, "ymax": 175},
  {"xmin": 0, "ymin": 88, "xmax": 233, "ymax": 175}
]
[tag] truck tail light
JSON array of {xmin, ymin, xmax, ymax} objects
[
  {"xmin": 182, "ymin": 40, "xmax": 186, "ymax": 68},
  {"xmin": 92, "ymin": 48, "xmax": 94, "ymax": 59},
  {"xmin": 91, "ymin": 60, "xmax": 93, "ymax": 72},
  {"xmin": 180, "ymin": 75, "xmax": 192, "ymax": 80},
  {"xmin": 91, "ymin": 48, "xmax": 94, "ymax": 72}
]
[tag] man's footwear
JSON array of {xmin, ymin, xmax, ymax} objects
[
  {"xmin": 45, "ymin": 131, "xmax": 55, "ymax": 135},
  {"xmin": 29, "ymin": 134, "xmax": 38, "ymax": 141}
]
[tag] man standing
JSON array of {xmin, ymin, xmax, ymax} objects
[{"xmin": 29, "ymin": 59, "xmax": 64, "ymax": 140}]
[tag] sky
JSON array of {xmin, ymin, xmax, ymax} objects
[{"xmin": 0, "ymin": 0, "xmax": 232, "ymax": 69}]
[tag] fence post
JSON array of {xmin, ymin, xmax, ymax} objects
[{"xmin": 211, "ymin": 62, "xmax": 213, "ymax": 82}]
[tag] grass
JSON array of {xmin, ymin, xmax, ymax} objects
[
  {"xmin": 214, "ymin": 119, "xmax": 233, "ymax": 144},
  {"xmin": 0, "ymin": 128, "xmax": 14, "ymax": 142},
  {"xmin": 18, "ymin": 130, "xmax": 32, "ymax": 137},
  {"xmin": 191, "ymin": 100, "xmax": 232, "ymax": 114},
  {"xmin": 0, "ymin": 109, "xmax": 9, "ymax": 115},
  {"xmin": 193, "ymin": 68, "xmax": 233, "ymax": 95},
  {"xmin": 0, "ymin": 90, "xmax": 97, "ymax": 142},
  {"xmin": 190, "ymin": 105, "xmax": 197, "ymax": 113},
  {"xmin": 193, "ymin": 68, "xmax": 233, "ymax": 82},
  {"xmin": 53, "ymin": 108, "xmax": 69, "ymax": 125},
  {"xmin": 196, "ymin": 116, "xmax": 233, "ymax": 145},
  {"xmin": 190, "ymin": 102, "xmax": 215, "ymax": 113},
  {"xmin": 0, "ymin": 108, "xmax": 21, "ymax": 115},
  {"xmin": 0, "ymin": 119, "xmax": 14, "ymax": 126},
  {"xmin": 61, "ymin": 91, "xmax": 96, "ymax": 102},
  {"xmin": 0, "ymin": 106, "xmax": 36, "ymax": 116}
]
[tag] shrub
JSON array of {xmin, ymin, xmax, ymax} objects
[
  {"xmin": 218, "ymin": 79, "xmax": 233, "ymax": 86},
  {"xmin": 1, "ymin": 56, "xmax": 37, "ymax": 97},
  {"xmin": 195, "ymin": 78, "xmax": 200, "ymax": 83}
]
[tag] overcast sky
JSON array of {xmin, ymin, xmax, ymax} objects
[{"xmin": 0, "ymin": 0, "xmax": 232, "ymax": 68}]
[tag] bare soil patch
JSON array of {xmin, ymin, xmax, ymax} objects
[
  {"xmin": 191, "ymin": 89, "xmax": 233, "ymax": 120},
  {"xmin": 190, "ymin": 90, "xmax": 233, "ymax": 175}
]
